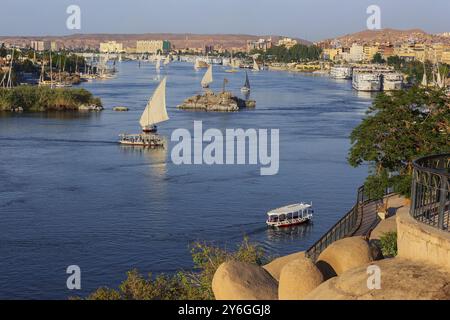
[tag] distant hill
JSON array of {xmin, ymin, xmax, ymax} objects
[
  {"xmin": 0, "ymin": 33, "xmax": 312, "ymax": 50},
  {"xmin": 317, "ymin": 28, "xmax": 450, "ymax": 46}
]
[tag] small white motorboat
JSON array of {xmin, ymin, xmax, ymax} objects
[{"xmin": 266, "ymin": 203, "xmax": 313, "ymax": 228}]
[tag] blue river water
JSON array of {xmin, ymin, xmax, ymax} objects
[{"xmin": 0, "ymin": 61, "xmax": 373, "ymax": 299}]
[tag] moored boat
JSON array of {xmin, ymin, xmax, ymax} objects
[
  {"xmin": 330, "ymin": 65, "xmax": 352, "ymax": 79},
  {"xmin": 266, "ymin": 203, "xmax": 314, "ymax": 228},
  {"xmin": 352, "ymin": 72, "xmax": 382, "ymax": 92}
]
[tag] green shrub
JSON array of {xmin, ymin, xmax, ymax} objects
[
  {"xmin": 0, "ymin": 86, "xmax": 101, "ymax": 111},
  {"xmin": 85, "ymin": 237, "xmax": 269, "ymax": 300},
  {"xmin": 379, "ymin": 231, "xmax": 398, "ymax": 257}
]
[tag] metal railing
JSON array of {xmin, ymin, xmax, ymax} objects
[
  {"xmin": 410, "ymin": 154, "xmax": 450, "ymax": 232},
  {"xmin": 305, "ymin": 186, "xmax": 368, "ymax": 262}
]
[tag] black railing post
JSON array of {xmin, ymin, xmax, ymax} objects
[
  {"xmin": 438, "ymin": 178, "xmax": 448, "ymax": 230},
  {"xmin": 410, "ymin": 154, "xmax": 449, "ymax": 232}
]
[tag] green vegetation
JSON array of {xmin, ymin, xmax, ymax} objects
[
  {"xmin": 0, "ymin": 86, "xmax": 102, "ymax": 111},
  {"xmin": 252, "ymin": 44, "xmax": 322, "ymax": 63},
  {"xmin": 371, "ymin": 53, "xmax": 386, "ymax": 64},
  {"xmin": 85, "ymin": 238, "xmax": 269, "ymax": 300},
  {"xmin": 348, "ymin": 86, "xmax": 450, "ymax": 198},
  {"xmin": 379, "ymin": 232, "xmax": 398, "ymax": 257},
  {"xmin": 387, "ymin": 55, "xmax": 450, "ymax": 84}
]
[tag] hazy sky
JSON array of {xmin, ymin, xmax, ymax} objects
[{"xmin": 1, "ymin": 0, "xmax": 449, "ymax": 41}]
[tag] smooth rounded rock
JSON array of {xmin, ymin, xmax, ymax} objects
[
  {"xmin": 305, "ymin": 258, "xmax": 450, "ymax": 300},
  {"xmin": 278, "ymin": 257, "xmax": 324, "ymax": 300},
  {"xmin": 263, "ymin": 251, "xmax": 305, "ymax": 281},
  {"xmin": 212, "ymin": 261, "xmax": 278, "ymax": 300},
  {"xmin": 316, "ymin": 236, "xmax": 373, "ymax": 279}
]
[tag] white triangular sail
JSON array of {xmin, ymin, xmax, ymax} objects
[
  {"xmin": 140, "ymin": 77, "xmax": 169, "ymax": 128},
  {"xmin": 194, "ymin": 59, "xmax": 201, "ymax": 69},
  {"xmin": 201, "ymin": 65, "xmax": 213, "ymax": 87},
  {"xmin": 253, "ymin": 60, "xmax": 260, "ymax": 71},
  {"xmin": 421, "ymin": 63, "xmax": 428, "ymax": 87},
  {"xmin": 436, "ymin": 64, "xmax": 444, "ymax": 88}
]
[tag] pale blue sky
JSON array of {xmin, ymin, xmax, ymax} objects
[{"xmin": 1, "ymin": 0, "xmax": 449, "ymax": 41}]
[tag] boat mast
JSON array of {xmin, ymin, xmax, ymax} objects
[
  {"xmin": 6, "ymin": 48, "xmax": 14, "ymax": 89},
  {"xmin": 50, "ymin": 49, "xmax": 53, "ymax": 88}
]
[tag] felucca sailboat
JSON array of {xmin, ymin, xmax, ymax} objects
[
  {"xmin": 201, "ymin": 65, "xmax": 213, "ymax": 88},
  {"xmin": 241, "ymin": 71, "xmax": 250, "ymax": 93},
  {"xmin": 119, "ymin": 77, "xmax": 169, "ymax": 147}
]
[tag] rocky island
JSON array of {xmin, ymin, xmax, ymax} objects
[{"xmin": 177, "ymin": 91, "xmax": 256, "ymax": 112}]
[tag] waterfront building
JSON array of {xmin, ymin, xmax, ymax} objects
[
  {"xmin": 125, "ymin": 47, "xmax": 137, "ymax": 54},
  {"xmin": 277, "ymin": 37, "xmax": 298, "ymax": 49},
  {"xmin": 30, "ymin": 40, "xmax": 50, "ymax": 52},
  {"xmin": 204, "ymin": 45, "xmax": 214, "ymax": 55},
  {"xmin": 136, "ymin": 40, "xmax": 171, "ymax": 54},
  {"xmin": 393, "ymin": 44, "xmax": 416, "ymax": 61},
  {"xmin": 322, "ymin": 48, "xmax": 342, "ymax": 61},
  {"xmin": 442, "ymin": 50, "xmax": 450, "ymax": 64},
  {"xmin": 246, "ymin": 38, "xmax": 273, "ymax": 52},
  {"xmin": 379, "ymin": 45, "xmax": 395, "ymax": 60},
  {"xmin": 349, "ymin": 44, "xmax": 364, "ymax": 62},
  {"xmin": 363, "ymin": 45, "xmax": 380, "ymax": 62},
  {"xmin": 99, "ymin": 41, "xmax": 124, "ymax": 53},
  {"xmin": 50, "ymin": 41, "xmax": 58, "ymax": 51}
]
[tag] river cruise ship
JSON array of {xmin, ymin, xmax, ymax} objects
[
  {"xmin": 330, "ymin": 66, "xmax": 353, "ymax": 79},
  {"xmin": 382, "ymin": 73, "xmax": 404, "ymax": 91},
  {"xmin": 266, "ymin": 203, "xmax": 314, "ymax": 228},
  {"xmin": 352, "ymin": 72, "xmax": 382, "ymax": 91}
]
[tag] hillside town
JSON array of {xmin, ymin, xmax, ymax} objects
[{"xmin": 1, "ymin": 29, "xmax": 449, "ymax": 95}]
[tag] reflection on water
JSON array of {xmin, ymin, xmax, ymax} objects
[
  {"xmin": 266, "ymin": 222, "xmax": 314, "ymax": 243},
  {"xmin": 355, "ymin": 91, "xmax": 379, "ymax": 100},
  {"xmin": 119, "ymin": 142, "xmax": 168, "ymax": 178},
  {"xmin": 0, "ymin": 61, "xmax": 372, "ymax": 299}
]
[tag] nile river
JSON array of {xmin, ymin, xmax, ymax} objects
[{"xmin": 0, "ymin": 61, "xmax": 373, "ymax": 299}]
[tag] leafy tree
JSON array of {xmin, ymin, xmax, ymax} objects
[
  {"xmin": 259, "ymin": 44, "xmax": 322, "ymax": 63},
  {"xmin": 348, "ymin": 86, "xmax": 450, "ymax": 198},
  {"xmin": 372, "ymin": 53, "xmax": 385, "ymax": 64}
]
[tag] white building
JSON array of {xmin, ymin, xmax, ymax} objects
[
  {"xmin": 99, "ymin": 41, "xmax": 124, "ymax": 53},
  {"xmin": 30, "ymin": 40, "xmax": 51, "ymax": 52},
  {"xmin": 136, "ymin": 40, "xmax": 171, "ymax": 54},
  {"xmin": 348, "ymin": 44, "xmax": 364, "ymax": 62}
]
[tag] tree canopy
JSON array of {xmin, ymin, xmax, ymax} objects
[
  {"xmin": 252, "ymin": 44, "xmax": 322, "ymax": 63},
  {"xmin": 348, "ymin": 86, "xmax": 450, "ymax": 198},
  {"xmin": 372, "ymin": 52, "xmax": 386, "ymax": 64}
]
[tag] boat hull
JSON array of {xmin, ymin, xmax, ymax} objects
[
  {"xmin": 119, "ymin": 140, "xmax": 164, "ymax": 147},
  {"xmin": 266, "ymin": 216, "xmax": 312, "ymax": 228},
  {"xmin": 119, "ymin": 133, "xmax": 164, "ymax": 147}
]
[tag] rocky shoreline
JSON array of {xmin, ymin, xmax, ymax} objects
[
  {"xmin": 211, "ymin": 196, "xmax": 450, "ymax": 300},
  {"xmin": 178, "ymin": 91, "xmax": 256, "ymax": 112}
]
